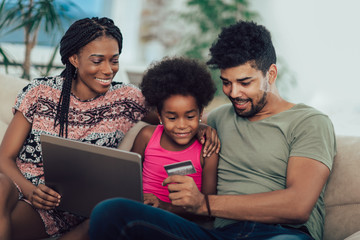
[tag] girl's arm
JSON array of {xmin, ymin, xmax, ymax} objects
[
  {"xmin": 131, "ymin": 125, "xmax": 185, "ymax": 213},
  {"xmin": 144, "ymin": 193, "xmax": 183, "ymax": 213},
  {"xmin": 130, "ymin": 125, "xmax": 156, "ymax": 159},
  {"xmin": 200, "ymin": 151, "xmax": 219, "ymax": 195},
  {"xmin": 150, "ymin": 194, "xmax": 201, "ymax": 219}
]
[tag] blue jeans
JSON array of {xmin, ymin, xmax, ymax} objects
[{"xmin": 89, "ymin": 198, "xmax": 314, "ymax": 240}]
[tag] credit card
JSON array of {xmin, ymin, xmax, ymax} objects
[{"xmin": 164, "ymin": 160, "xmax": 196, "ymax": 176}]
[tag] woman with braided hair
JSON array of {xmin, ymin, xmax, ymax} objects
[{"xmin": 0, "ymin": 17, "xmax": 148, "ymax": 239}]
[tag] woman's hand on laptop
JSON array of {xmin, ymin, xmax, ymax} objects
[{"xmin": 29, "ymin": 184, "xmax": 61, "ymax": 210}]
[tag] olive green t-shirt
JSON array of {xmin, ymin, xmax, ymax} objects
[{"xmin": 207, "ymin": 103, "xmax": 336, "ymax": 240}]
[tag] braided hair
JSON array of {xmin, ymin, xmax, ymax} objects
[{"xmin": 55, "ymin": 17, "xmax": 123, "ymax": 137}]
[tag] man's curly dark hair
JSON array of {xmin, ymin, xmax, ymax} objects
[
  {"xmin": 140, "ymin": 57, "xmax": 216, "ymax": 113},
  {"xmin": 207, "ymin": 21, "xmax": 276, "ymax": 75}
]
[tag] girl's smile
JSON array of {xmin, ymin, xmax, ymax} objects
[{"xmin": 158, "ymin": 94, "xmax": 202, "ymax": 151}]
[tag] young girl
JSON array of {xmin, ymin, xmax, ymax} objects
[{"xmin": 131, "ymin": 57, "xmax": 218, "ymax": 216}]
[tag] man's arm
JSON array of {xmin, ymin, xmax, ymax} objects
[{"xmin": 164, "ymin": 156, "xmax": 330, "ymax": 225}]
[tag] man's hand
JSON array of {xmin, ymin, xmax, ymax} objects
[
  {"xmin": 29, "ymin": 184, "xmax": 61, "ymax": 210},
  {"xmin": 162, "ymin": 175, "xmax": 206, "ymax": 215},
  {"xmin": 197, "ymin": 124, "xmax": 220, "ymax": 158}
]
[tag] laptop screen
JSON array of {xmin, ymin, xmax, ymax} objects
[{"xmin": 41, "ymin": 134, "xmax": 143, "ymax": 217}]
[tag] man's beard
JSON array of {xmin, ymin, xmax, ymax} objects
[{"xmin": 231, "ymin": 91, "xmax": 267, "ymax": 118}]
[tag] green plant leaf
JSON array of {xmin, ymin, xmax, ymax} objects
[{"xmin": 0, "ymin": 0, "xmax": 79, "ymax": 79}]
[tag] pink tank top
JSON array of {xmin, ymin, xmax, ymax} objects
[{"xmin": 142, "ymin": 125, "xmax": 203, "ymax": 202}]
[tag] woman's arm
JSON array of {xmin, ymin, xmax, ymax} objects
[
  {"xmin": 0, "ymin": 111, "xmax": 60, "ymax": 210},
  {"xmin": 0, "ymin": 111, "xmax": 35, "ymax": 197},
  {"xmin": 141, "ymin": 110, "xmax": 159, "ymax": 125}
]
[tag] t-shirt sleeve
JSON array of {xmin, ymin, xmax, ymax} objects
[
  {"xmin": 13, "ymin": 78, "xmax": 42, "ymax": 123},
  {"xmin": 207, "ymin": 105, "xmax": 227, "ymax": 130},
  {"xmin": 290, "ymin": 114, "xmax": 337, "ymax": 170}
]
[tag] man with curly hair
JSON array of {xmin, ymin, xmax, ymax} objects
[{"xmin": 88, "ymin": 21, "xmax": 336, "ymax": 240}]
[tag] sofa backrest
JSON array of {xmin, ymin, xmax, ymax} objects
[
  {"xmin": 1, "ymin": 74, "xmax": 360, "ymax": 240},
  {"xmin": 0, "ymin": 73, "xmax": 28, "ymax": 141},
  {"xmin": 323, "ymin": 135, "xmax": 360, "ymax": 240}
]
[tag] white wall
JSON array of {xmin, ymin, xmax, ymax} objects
[
  {"xmin": 102, "ymin": 0, "xmax": 147, "ymax": 83},
  {"xmin": 250, "ymin": 0, "xmax": 360, "ymax": 136}
]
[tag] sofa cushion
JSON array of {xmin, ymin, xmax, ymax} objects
[
  {"xmin": 0, "ymin": 73, "xmax": 28, "ymax": 141},
  {"xmin": 323, "ymin": 135, "xmax": 360, "ymax": 240},
  {"xmin": 344, "ymin": 231, "xmax": 360, "ymax": 240},
  {"xmin": 117, "ymin": 121, "xmax": 148, "ymax": 151}
]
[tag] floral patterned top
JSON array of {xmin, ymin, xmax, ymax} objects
[{"xmin": 14, "ymin": 76, "xmax": 146, "ymax": 186}]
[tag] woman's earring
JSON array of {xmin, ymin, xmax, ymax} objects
[
  {"xmin": 160, "ymin": 121, "xmax": 163, "ymax": 125},
  {"xmin": 74, "ymin": 68, "xmax": 78, "ymax": 78},
  {"xmin": 199, "ymin": 119, "xmax": 202, "ymax": 123}
]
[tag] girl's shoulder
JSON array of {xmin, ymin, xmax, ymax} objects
[{"xmin": 132, "ymin": 124, "xmax": 158, "ymax": 154}]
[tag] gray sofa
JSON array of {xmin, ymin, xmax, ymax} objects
[{"xmin": 1, "ymin": 73, "xmax": 360, "ymax": 240}]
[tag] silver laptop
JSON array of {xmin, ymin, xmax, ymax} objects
[{"xmin": 40, "ymin": 134, "xmax": 143, "ymax": 217}]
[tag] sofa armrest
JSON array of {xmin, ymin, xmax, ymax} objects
[
  {"xmin": 0, "ymin": 73, "xmax": 28, "ymax": 142},
  {"xmin": 323, "ymin": 135, "xmax": 360, "ymax": 240}
]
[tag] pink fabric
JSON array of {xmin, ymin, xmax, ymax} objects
[{"xmin": 142, "ymin": 125, "xmax": 203, "ymax": 202}]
